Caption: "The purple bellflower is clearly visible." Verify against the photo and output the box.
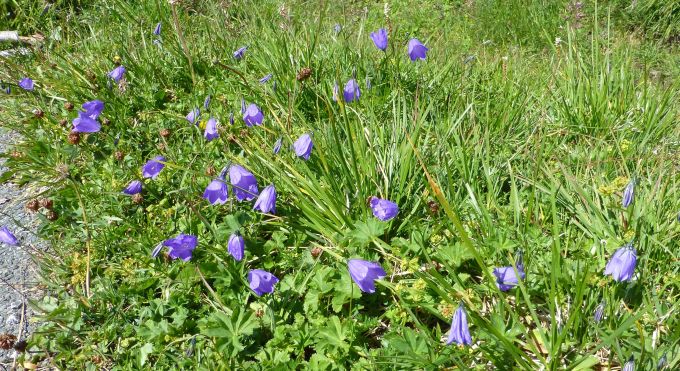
[233,46,247,60]
[408,39,429,61]
[204,117,219,141]
[253,184,276,214]
[72,111,101,133]
[333,24,342,34]
[343,79,361,102]
[108,65,126,82]
[347,259,386,293]
[142,156,166,179]
[204,95,211,110]
[369,196,399,221]
[229,164,259,201]
[186,108,200,124]
[163,234,198,262]
[293,133,313,160]
[370,28,388,51]
[493,265,526,291]
[259,74,273,84]
[446,303,472,346]
[123,180,142,195]
[623,356,634,371]
[18,77,34,91]
[248,269,279,296]
[229,112,234,125]
[0,226,18,246]
[228,233,245,261]
[332,81,339,102]
[622,179,635,208]
[273,137,282,154]
[594,301,605,323]
[82,100,104,119]
[203,176,228,205]
[243,103,264,126]
[604,243,637,282]
[153,22,161,36]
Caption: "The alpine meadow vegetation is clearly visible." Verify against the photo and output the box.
[0,0,679,369]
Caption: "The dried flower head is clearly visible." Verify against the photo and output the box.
[34,109,44,118]
[160,128,171,138]
[46,210,58,221]
[132,193,144,204]
[64,102,74,111]
[0,333,17,350]
[114,151,124,161]
[26,200,40,212]
[297,67,312,81]
[68,132,81,144]
[39,198,53,210]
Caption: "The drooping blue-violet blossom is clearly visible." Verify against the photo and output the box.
[253,184,276,214]
[186,108,200,125]
[228,233,245,261]
[343,79,361,102]
[604,243,637,282]
[259,74,272,84]
[623,356,634,371]
[153,22,161,35]
[493,264,526,291]
[347,259,387,293]
[370,28,388,51]
[293,133,313,160]
[123,180,143,195]
[248,269,279,296]
[229,164,259,201]
[446,303,472,346]
[622,179,635,208]
[204,117,219,141]
[162,234,198,262]
[229,112,234,125]
[594,301,605,323]
[243,103,264,126]
[204,95,211,110]
[142,156,166,179]
[82,100,104,119]
[72,111,101,133]
[0,226,18,246]
[408,38,429,61]
[108,65,126,82]
[233,46,247,60]
[18,77,34,91]
[273,137,282,154]
[369,196,399,221]
[203,176,228,205]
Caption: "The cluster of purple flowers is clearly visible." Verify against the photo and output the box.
[72,100,105,133]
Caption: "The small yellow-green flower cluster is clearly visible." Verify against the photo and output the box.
[597,176,628,196]
[70,252,86,285]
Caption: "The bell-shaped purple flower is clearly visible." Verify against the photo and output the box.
[203,95,211,110]
[204,117,219,141]
[203,178,228,205]
[622,179,635,208]
[108,65,126,82]
[623,356,634,371]
[293,133,313,160]
[243,103,263,126]
[370,28,388,51]
[0,226,18,246]
[233,46,247,60]
[259,74,273,84]
[228,233,245,261]
[229,164,259,201]
[343,79,361,102]
[229,112,234,125]
[186,108,200,124]
[253,184,276,214]
[248,269,279,296]
[493,265,526,291]
[72,111,101,133]
[153,22,162,36]
[333,24,342,34]
[82,100,104,119]
[369,196,399,221]
[408,38,429,61]
[18,77,34,91]
[594,301,605,323]
[142,156,166,179]
[273,137,282,154]
[348,259,387,293]
[123,180,142,195]
[604,243,637,282]
[446,304,472,346]
[163,234,198,262]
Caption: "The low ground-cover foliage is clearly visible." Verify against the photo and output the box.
[0,0,679,369]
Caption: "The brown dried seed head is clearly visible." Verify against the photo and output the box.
[102,117,110,126]
[0,333,17,350]
[64,102,74,111]
[39,198,53,210]
[10,151,22,159]
[427,200,439,214]
[46,210,58,221]
[132,193,143,204]
[59,118,68,127]
[205,166,216,177]
[34,109,44,118]
[26,200,40,212]
[160,128,171,138]
[311,247,322,258]
[297,67,312,81]
[68,132,81,145]
[255,308,264,318]
[114,151,124,161]
[13,339,27,352]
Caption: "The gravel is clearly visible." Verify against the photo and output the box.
[0,130,46,365]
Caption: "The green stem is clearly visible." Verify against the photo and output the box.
[172,4,196,86]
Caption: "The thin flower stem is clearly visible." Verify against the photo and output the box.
[172,4,196,86]
[71,180,91,298]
